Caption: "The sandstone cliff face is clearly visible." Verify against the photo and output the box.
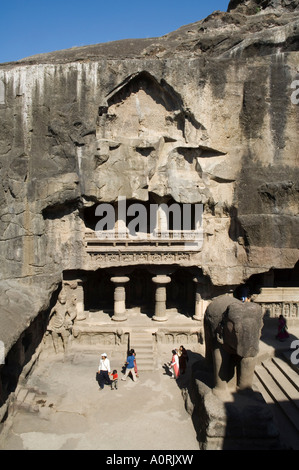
[0,1,298,352]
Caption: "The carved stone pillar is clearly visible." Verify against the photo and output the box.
[111,276,129,321]
[152,275,171,322]
[75,280,86,321]
[193,276,204,321]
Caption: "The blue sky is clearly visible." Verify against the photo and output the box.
[0,0,229,64]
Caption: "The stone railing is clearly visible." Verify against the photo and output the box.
[83,229,203,266]
[84,229,203,247]
[253,287,299,320]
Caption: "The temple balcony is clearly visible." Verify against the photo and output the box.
[83,228,203,267]
[84,229,203,251]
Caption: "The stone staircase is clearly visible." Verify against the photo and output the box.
[12,386,48,414]
[254,355,299,449]
[129,331,155,372]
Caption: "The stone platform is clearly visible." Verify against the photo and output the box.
[71,307,204,350]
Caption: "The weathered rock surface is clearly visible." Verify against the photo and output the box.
[0,1,298,355]
[228,0,299,15]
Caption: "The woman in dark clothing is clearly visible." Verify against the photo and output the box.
[178,345,188,374]
[276,315,289,342]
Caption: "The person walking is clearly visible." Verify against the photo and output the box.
[97,353,112,390]
[121,350,137,382]
[130,348,139,378]
[170,349,180,379]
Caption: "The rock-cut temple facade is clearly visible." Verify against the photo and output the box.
[0,0,299,424]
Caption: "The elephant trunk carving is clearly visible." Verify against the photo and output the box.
[204,295,263,393]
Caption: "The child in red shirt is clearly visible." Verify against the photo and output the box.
[110,369,118,390]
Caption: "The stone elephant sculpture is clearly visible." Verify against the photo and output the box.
[204,295,263,393]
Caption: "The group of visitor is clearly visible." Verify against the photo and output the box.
[167,345,188,380]
[97,310,291,391]
[96,348,138,390]
[97,344,190,390]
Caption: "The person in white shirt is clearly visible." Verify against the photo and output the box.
[97,353,112,390]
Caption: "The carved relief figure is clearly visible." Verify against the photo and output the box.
[47,291,77,353]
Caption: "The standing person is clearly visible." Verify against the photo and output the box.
[121,350,137,382]
[130,348,139,378]
[170,349,180,379]
[178,345,188,375]
[97,353,112,390]
[276,315,289,342]
[239,284,250,303]
[110,369,118,390]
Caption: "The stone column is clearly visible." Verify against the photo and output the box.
[152,275,171,322]
[193,276,204,321]
[111,276,129,321]
[75,280,86,321]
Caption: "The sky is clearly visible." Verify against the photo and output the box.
[0,0,229,64]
